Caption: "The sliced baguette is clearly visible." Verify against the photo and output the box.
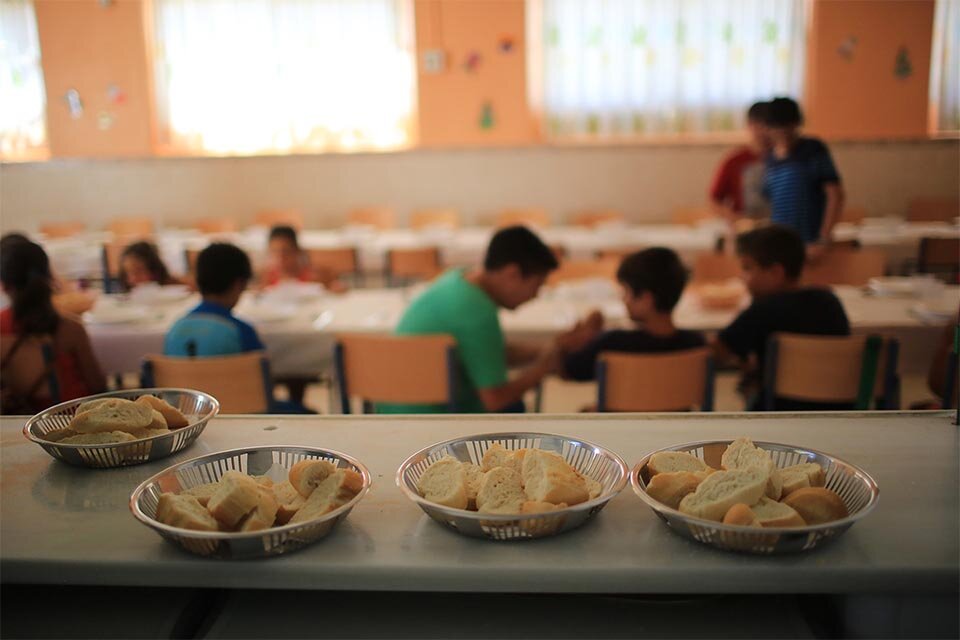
[521,449,589,506]
[722,503,763,527]
[416,456,468,509]
[476,467,526,514]
[207,471,261,527]
[288,459,337,498]
[481,443,527,474]
[462,462,484,510]
[781,487,848,525]
[238,486,280,532]
[155,493,219,532]
[136,395,189,428]
[272,480,307,525]
[127,427,172,440]
[288,469,363,525]
[721,437,783,500]
[69,399,154,434]
[647,451,714,477]
[183,482,220,507]
[750,496,806,527]
[646,471,707,510]
[60,430,137,445]
[780,463,826,497]
[678,467,768,522]
[520,500,567,514]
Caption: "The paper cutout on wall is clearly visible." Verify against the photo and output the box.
[837,36,858,61]
[107,84,127,105]
[422,49,445,74]
[463,51,482,73]
[479,102,494,130]
[63,89,83,119]
[894,46,913,79]
[97,112,116,130]
[498,36,514,53]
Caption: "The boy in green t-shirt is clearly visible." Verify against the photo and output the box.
[378,226,569,413]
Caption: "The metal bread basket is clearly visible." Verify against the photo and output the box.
[631,440,880,555]
[130,446,371,559]
[23,388,219,468]
[397,432,629,541]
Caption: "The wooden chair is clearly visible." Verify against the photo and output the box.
[39,222,86,239]
[596,348,714,412]
[141,352,272,414]
[570,210,625,228]
[494,208,550,229]
[108,217,155,237]
[410,209,460,230]
[801,247,886,287]
[385,247,442,285]
[0,336,59,412]
[255,209,304,230]
[763,333,900,411]
[347,207,396,230]
[917,237,960,282]
[194,218,238,234]
[305,247,359,280]
[547,258,619,285]
[672,206,715,226]
[333,334,458,413]
[840,206,867,225]
[691,252,741,284]
[907,198,959,223]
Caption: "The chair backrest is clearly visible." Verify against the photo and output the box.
[692,252,741,284]
[917,237,960,275]
[348,207,396,230]
[841,206,867,224]
[386,247,442,282]
[141,352,271,414]
[410,209,460,230]
[306,247,359,278]
[596,348,714,412]
[671,206,714,226]
[108,217,155,237]
[801,247,886,287]
[39,222,86,239]
[194,217,238,234]
[1,335,59,408]
[334,334,457,413]
[907,198,959,222]
[494,208,550,229]
[763,333,897,409]
[255,209,304,230]
[547,258,619,285]
[570,210,625,228]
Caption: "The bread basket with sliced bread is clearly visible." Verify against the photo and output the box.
[23,389,219,468]
[397,432,628,540]
[631,439,879,555]
[130,446,371,559]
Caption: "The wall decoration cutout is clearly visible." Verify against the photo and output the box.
[463,51,482,73]
[894,46,913,79]
[97,112,116,130]
[498,36,514,54]
[107,84,127,105]
[837,36,857,61]
[422,49,445,74]
[63,89,83,119]
[479,102,495,130]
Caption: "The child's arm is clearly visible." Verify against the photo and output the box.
[818,182,845,242]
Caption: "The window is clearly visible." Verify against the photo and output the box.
[930,0,959,133]
[0,0,47,159]
[152,0,416,155]
[530,0,806,138]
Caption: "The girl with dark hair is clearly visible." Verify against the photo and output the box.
[1,241,106,412]
[118,241,183,292]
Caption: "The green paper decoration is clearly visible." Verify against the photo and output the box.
[479,102,495,130]
[11,68,24,86]
[721,23,733,44]
[894,46,913,79]
[676,21,687,45]
[547,24,559,46]
[631,27,647,46]
[762,21,778,44]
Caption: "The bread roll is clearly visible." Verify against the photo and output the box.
[69,398,154,434]
[780,463,826,497]
[155,493,219,532]
[147,410,168,431]
[678,468,768,522]
[521,449,589,506]
[781,487,848,525]
[183,482,220,507]
[750,497,806,527]
[481,443,526,474]
[253,475,274,488]
[721,437,783,500]
[288,469,363,525]
[462,463,484,510]
[646,471,706,510]
[476,467,526,514]
[207,471,261,527]
[578,472,603,501]
[647,451,714,477]
[272,481,306,525]
[60,431,137,445]
[136,395,189,428]
[519,500,568,535]
[288,459,338,498]
[722,503,762,527]
[74,398,116,416]
[416,456,468,510]
[238,486,280,532]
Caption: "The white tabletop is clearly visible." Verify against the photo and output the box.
[1,412,957,594]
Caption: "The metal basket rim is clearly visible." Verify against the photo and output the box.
[630,438,880,534]
[395,431,629,522]
[128,444,372,540]
[22,388,220,450]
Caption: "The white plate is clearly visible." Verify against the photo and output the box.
[129,284,192,305]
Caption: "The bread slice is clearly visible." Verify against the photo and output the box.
[476,467,526,514]
[781,487,848,525]
[750,496,806,528]
[288,469,363,525]
[69,399,154,434]
[272,480,306,525]
[127,427,172,440]
[288,459,338,498]
[136,395,189,428]
[183,482,220,507]
[155,493,219,532]
[480,443,527,474]
[238,486,280,532]
[520,500,567,514]
[416,456,468,509]
[521,449,589,506]
[678,468,768,522]
[252,475,274,488]
[720,437,783,500]
[722,503,762,527]
[646,471,707,510]
[647,451,714,477]
[462,462,484,510]
[780,463,826,497]
[43,428,78,443]
[60,430,137,445]
[207,471,261,527]
[577,472,603,501]
[146,410,168,430]
[74,397,117,417]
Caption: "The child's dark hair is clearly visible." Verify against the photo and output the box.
[746,101,770,123]
[616,247,688,313]
[268,225,299,249]
[0,240,59,335]
[119,241,175,291]
[196,243,253,295]
[765,97,803,127]
[0,232,31,251]
[736,225,806,280]
[484,226,559,276]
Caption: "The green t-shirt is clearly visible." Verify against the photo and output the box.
[376,269,507,413]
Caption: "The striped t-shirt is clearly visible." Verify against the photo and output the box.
[763,137,841,243]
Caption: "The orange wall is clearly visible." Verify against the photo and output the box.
[415,0,537,146]
[805,0,935,139]
[34,0,154,157]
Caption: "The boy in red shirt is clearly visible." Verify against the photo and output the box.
[709,102,772,224]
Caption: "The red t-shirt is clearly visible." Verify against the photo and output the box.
[709,147,760,214]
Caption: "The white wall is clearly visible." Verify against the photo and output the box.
[1,140,957,233]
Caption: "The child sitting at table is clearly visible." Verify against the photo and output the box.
[713,225,850,410]
[1,240,106,413]
[261,225,345,293]
[118,241,185,292]
[561,248,705,381]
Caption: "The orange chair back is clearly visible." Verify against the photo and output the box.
[306,247,359,278]
[108,217,155,237]
[348,207,396,230]
[142,353,271,414]
[194,217,238,234]
[907,198,959,223]
[386,247,442,282]
[494,208,550,229]
[39,222,86,239]
[255,209,304,230]
[570,210,625,228]
[801,247,886,287]
[410,209,460,230]
[597,348,714,412]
